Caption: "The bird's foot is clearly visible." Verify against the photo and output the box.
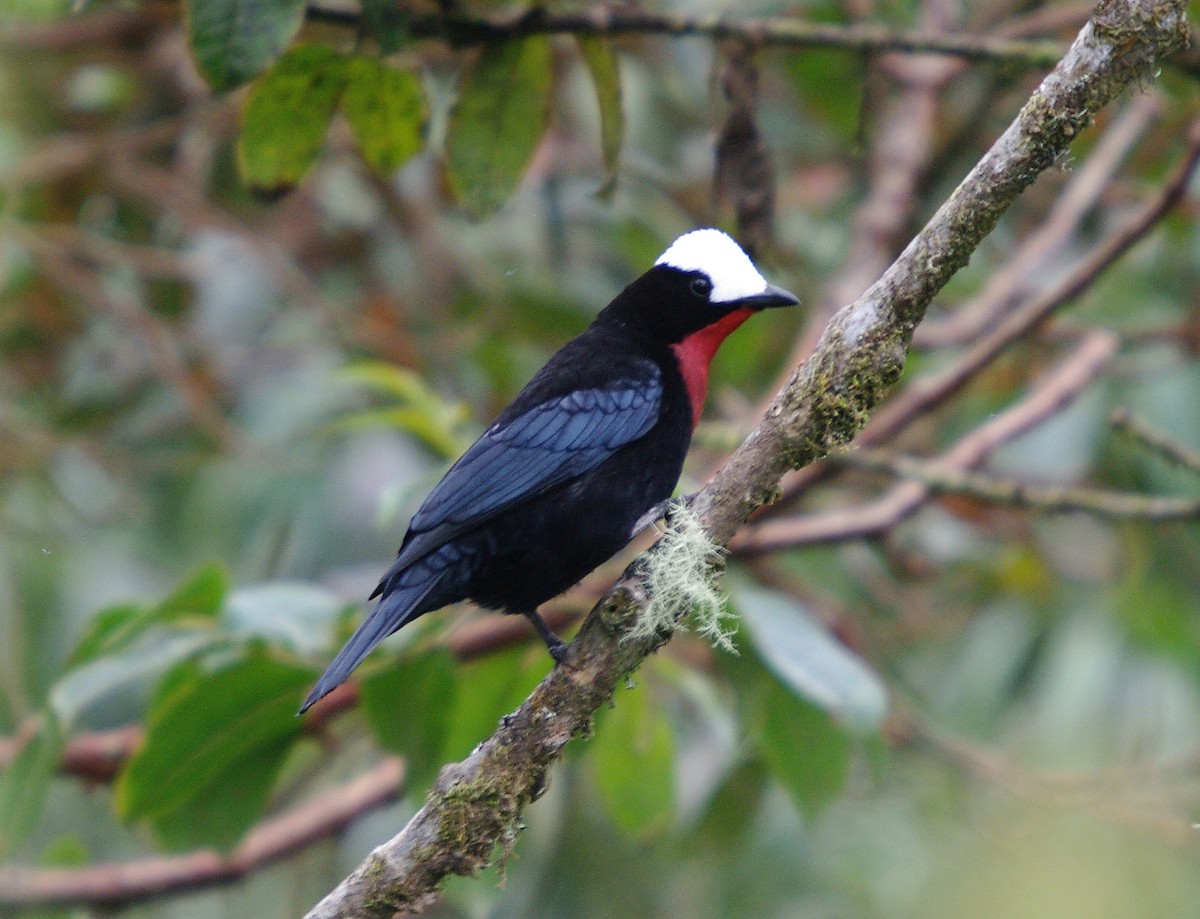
[524,610,574,668]
[631,493,695,536]
[545,635,573,667]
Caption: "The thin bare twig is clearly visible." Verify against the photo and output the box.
[860,121,1200,440]
[1112,408,1200,472]
[714,42,775,259]
[839,447,1200,520]
[0,604,589,782]
[0,724,140,784]
[21,239,236,448]
[5,0,1063,65]
[0,4,175,51]
[735,331,1119,550]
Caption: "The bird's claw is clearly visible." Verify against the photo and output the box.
[632,493,695,535]
[546,636,575,669]
[524,610,576,668]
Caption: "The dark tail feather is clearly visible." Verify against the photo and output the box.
[298,577,439,714]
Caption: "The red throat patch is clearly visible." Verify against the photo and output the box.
[670,307,753,428]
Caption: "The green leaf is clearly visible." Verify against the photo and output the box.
[576,37,623,198]
[38,834,89,867]
[335,407,467,459]
[151,734,295,852]
[686,759,768,853]
[441,647,547,762]
[736,585,888,733]
[592,682,675,837]
[754,677,850,817]
[115,650,315,852]
[341,361,430,401]
[225,581,345,656]
[30,835,90,919]
[185,0,307,92]
[67,603,143,668]
[360,649,456,791]
[154,563,228,619]
[237,44,347,193]
[0,714,64,857]
[446,37,554,218]
[69,564,226,666]
[342,55,427,175]
[51,631,220,726]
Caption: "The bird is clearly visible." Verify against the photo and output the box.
[300,228,798,712]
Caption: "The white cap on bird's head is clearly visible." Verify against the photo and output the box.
[654,228,771,304]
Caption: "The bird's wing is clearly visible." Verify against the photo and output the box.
[392,362,662,570]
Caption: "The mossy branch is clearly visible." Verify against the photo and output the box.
[303,2,1189,916]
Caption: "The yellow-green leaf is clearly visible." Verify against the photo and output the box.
[446,37,554,218]
[342,55,427,175]
[337,360,472,458]
[237,44,347,193]
[69,564,227,667]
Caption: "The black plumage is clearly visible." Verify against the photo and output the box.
[300,229,797,712]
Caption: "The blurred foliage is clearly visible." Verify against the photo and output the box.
[1,0,1200,917]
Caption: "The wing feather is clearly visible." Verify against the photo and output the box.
[399,362,662,563]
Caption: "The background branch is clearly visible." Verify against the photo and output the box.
[734,330,1118,549]
[1112,408,1200,472]
[0,759,404,909]
[839,445,1200,520]
[303,2,1068,65]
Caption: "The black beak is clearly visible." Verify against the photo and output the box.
[741,283,801,310]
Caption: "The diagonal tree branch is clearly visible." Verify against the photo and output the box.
[304,2,1188,916]
[690,0,1186,542]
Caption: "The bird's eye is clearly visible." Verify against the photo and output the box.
[690,276,713,298]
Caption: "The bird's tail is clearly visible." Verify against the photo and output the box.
[298,575,442,714]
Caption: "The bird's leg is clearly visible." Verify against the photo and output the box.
[631,493,696,536]
[524,609,572,665]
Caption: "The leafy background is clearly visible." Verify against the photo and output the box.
[2,0,1200,916]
